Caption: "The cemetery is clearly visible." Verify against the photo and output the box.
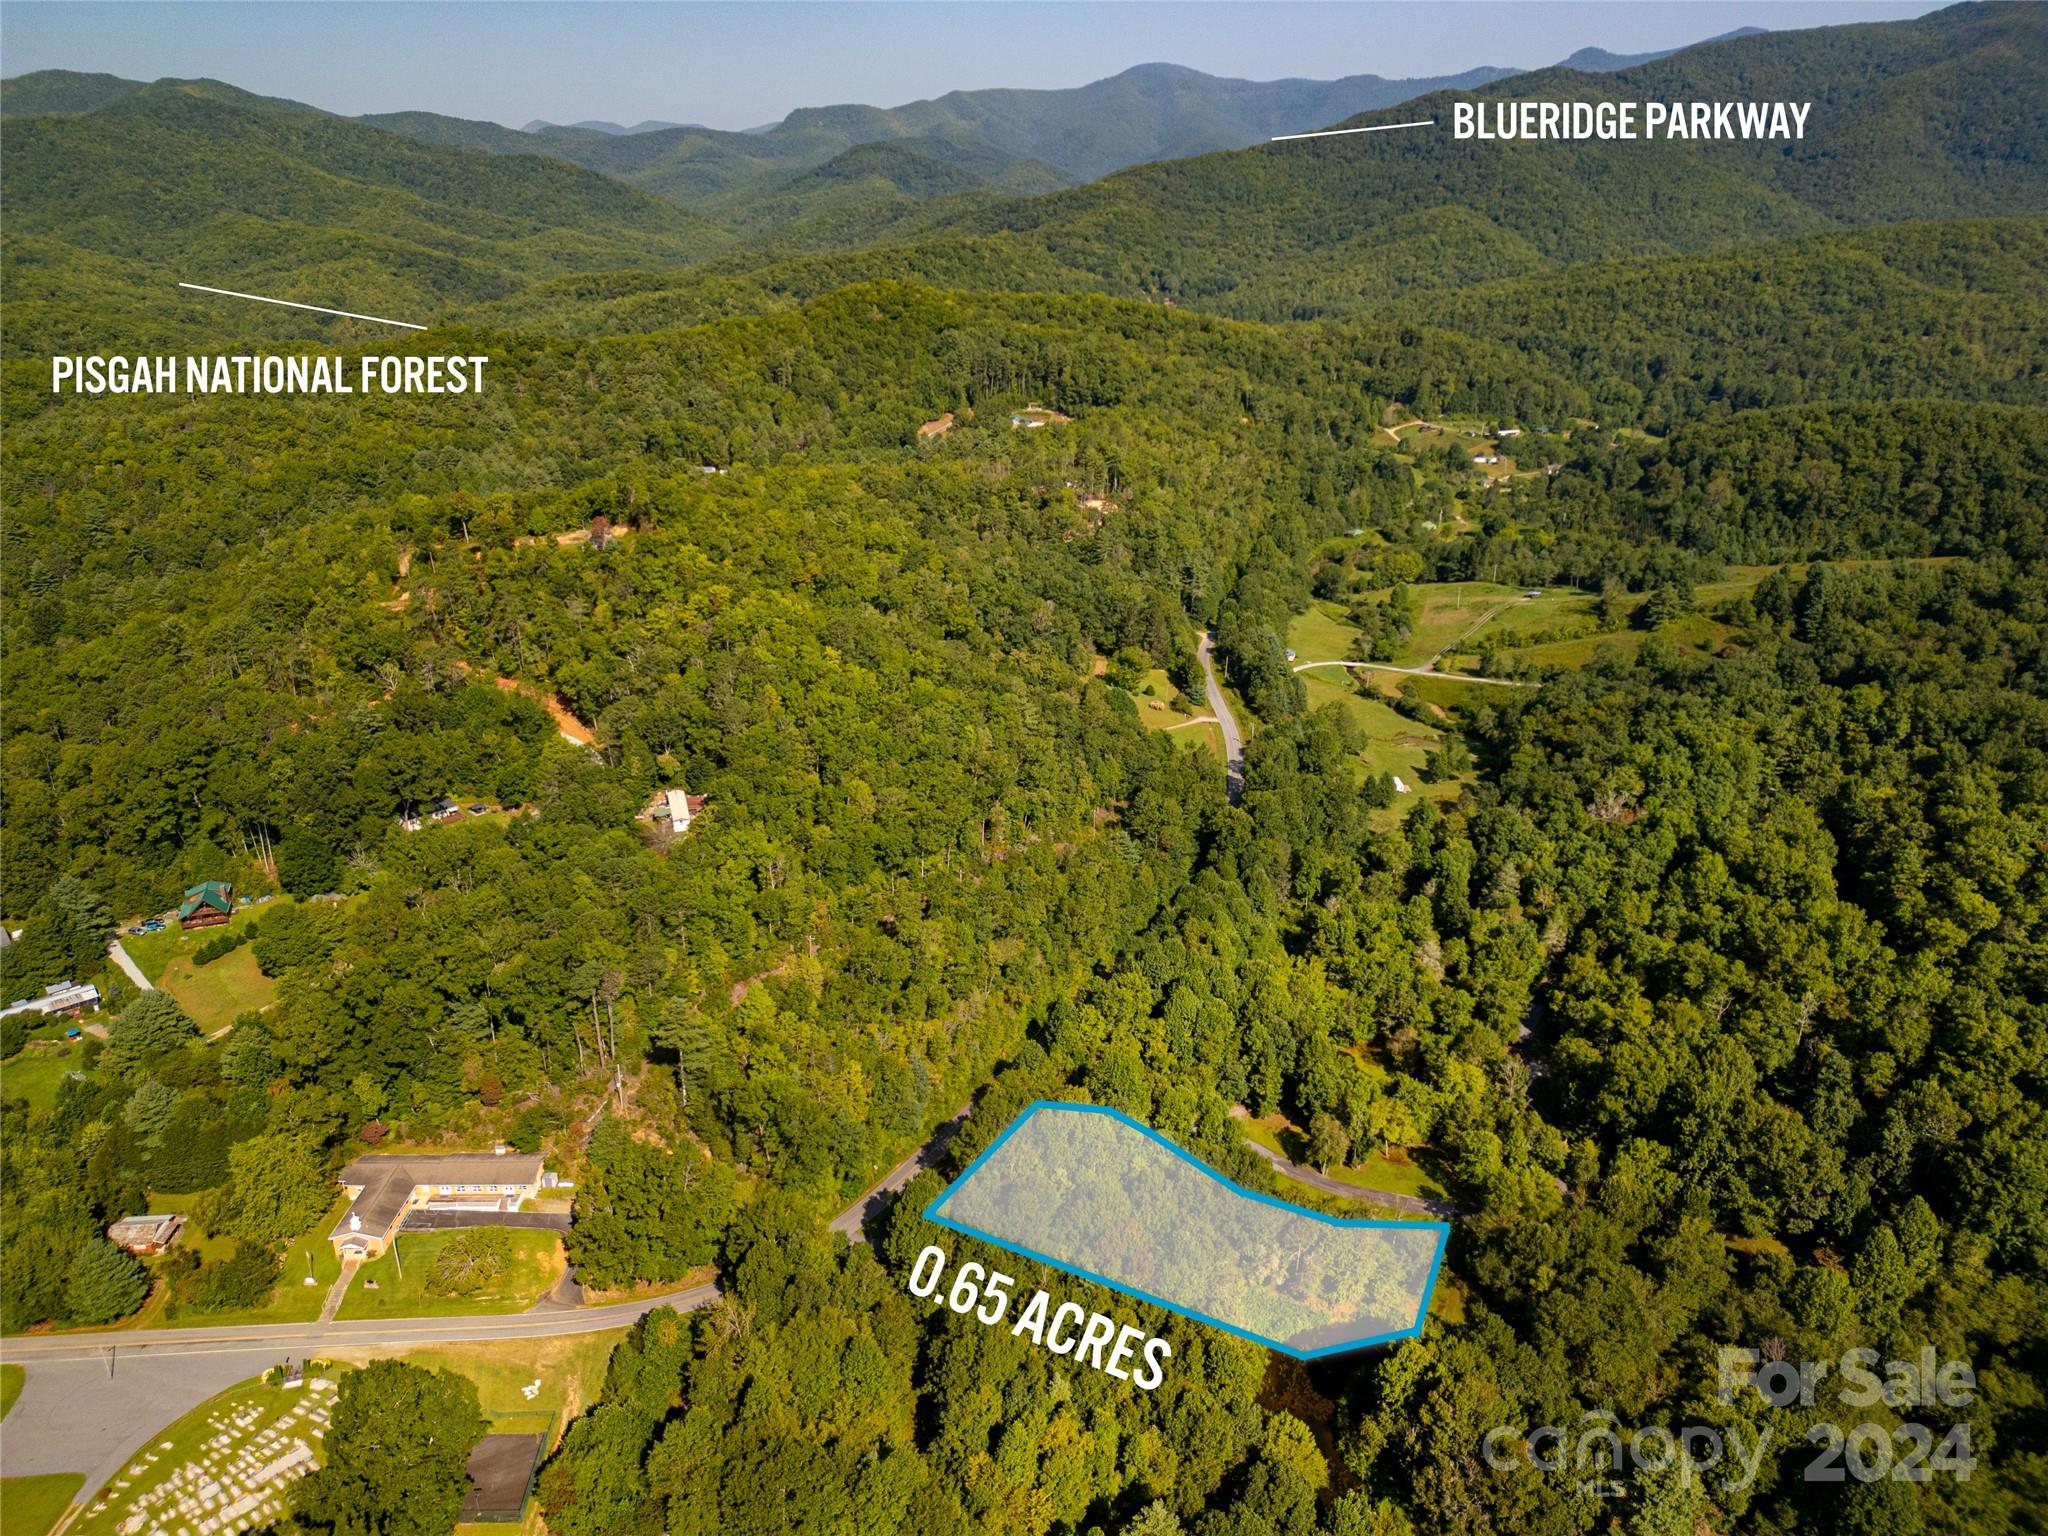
[75,1375,334,1536]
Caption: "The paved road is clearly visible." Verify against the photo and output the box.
[5,1098,987,1502]
[0,1284,717,1507]
[1197,631,1245,801]
[1234,1131,1470,1221]
[829,1103,970,1243]
[106,939,153,992]
[1291,659,1534,688]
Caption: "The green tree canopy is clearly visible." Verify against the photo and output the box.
[295,1359,487,1536]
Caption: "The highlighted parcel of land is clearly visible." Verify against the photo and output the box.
[925,1102,1447,1359]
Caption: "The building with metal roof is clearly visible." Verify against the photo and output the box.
[330,1150,547,1261]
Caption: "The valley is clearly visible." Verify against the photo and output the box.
[2,5,2046,1535]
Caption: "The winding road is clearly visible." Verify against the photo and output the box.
[829,1102,970,1242]
[1236,1138,1469,1220]
[1197,631,1245,801]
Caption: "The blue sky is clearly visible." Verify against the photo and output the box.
[2,1,1945,131]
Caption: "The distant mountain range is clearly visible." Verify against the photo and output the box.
[0,55,1533,257]
[0,76,730,351]
[447,2,2044,337]
[1556,24,1767,73]
[522,118,698,136]
[4,4,2040,355]
[354,59,1531,208]
[3,27,1758,224]
[0,19,1802,244]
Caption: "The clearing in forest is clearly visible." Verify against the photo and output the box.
[927,1102,1446,1357]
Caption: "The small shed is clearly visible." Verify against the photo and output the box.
[108,1213,185,1255]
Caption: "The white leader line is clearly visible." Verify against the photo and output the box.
[177,282,427,331]
[1270,119,1436,141]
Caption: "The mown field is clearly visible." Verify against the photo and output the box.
[0,1041,85,1110]
[121,900,292,1034]
[0,1473,81,1536]
[337,1230,566,1320]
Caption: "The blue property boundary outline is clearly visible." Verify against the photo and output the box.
[921,1100,1449,1361]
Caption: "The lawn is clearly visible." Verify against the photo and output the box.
[1,1042,85,1109]
[1451,585,1596,646]
[337,1229,565,1320]
[2,1363,23,1419]
[162,1196,349,1329]
[1298,672,1443,788]
[329,1328,626,1445]
[1502,610,1737,671]
[149,1190,235,1262]
[1126,668,1206,730]
[1394,582,1532,666]
[121,898,319,1034]
[1120,668,1223,761]
[1320,1148,1449,1202]
[121,903,288,1035]
[1285,602,1363,666]
[153,946,274,1035]
[1,1473,82,1536]
[1236,1111,1290,1157]
[120,902,263,976]
[1294,581,1548,667]
[1361,672,1507,719]
[1426,564,1959,675]
[1173,718,1227,762]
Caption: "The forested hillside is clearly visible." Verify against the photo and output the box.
[487,2,2044,326]
[12,3,2031,352]
[1,54,1518,231]
[3,6,2046,1534]
[0,82,730,353]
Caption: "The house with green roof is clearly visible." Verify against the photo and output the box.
[177,880,235,928]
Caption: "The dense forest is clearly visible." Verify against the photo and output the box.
[4,5,2047,1533]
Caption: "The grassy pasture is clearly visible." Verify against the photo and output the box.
[122,901,292,1034]
[1298,671,1447,799]
[1,1042,85,1109]
[1285,602,1361,665]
